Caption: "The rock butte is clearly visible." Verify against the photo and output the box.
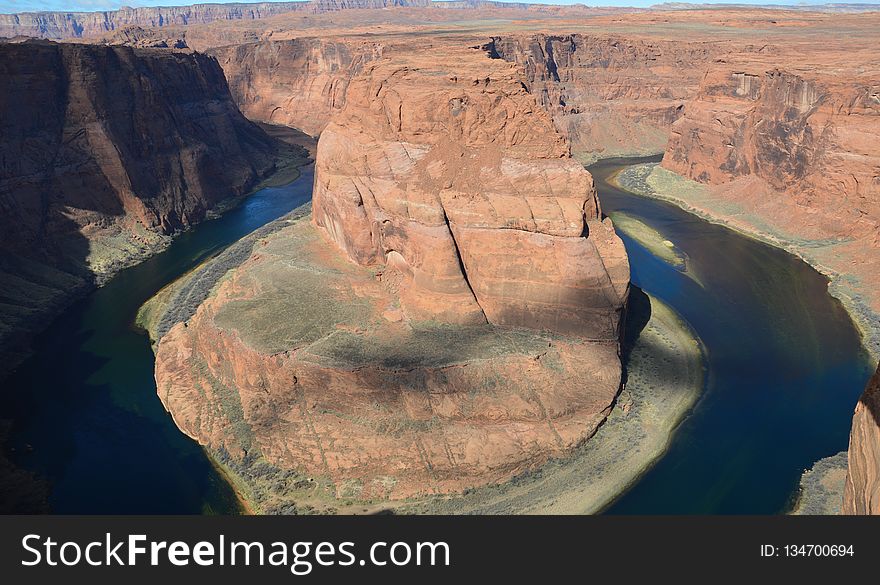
[154,45,630,503]
[313,47,629,335]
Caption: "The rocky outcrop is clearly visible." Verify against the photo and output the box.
[658,54,880,353]
[313,46,629,336]
[663,59,880,217]
[153,46,629,507]
[0,39,281,371]
[100,25,188,49]
[210,39,383,136]
[844,364,880,514]
[484,34,720,161]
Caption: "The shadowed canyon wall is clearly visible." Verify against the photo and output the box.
[0,39,280,369]
[844,364,880,514]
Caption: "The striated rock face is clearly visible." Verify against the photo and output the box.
[844,364,880,514]
[658,54,880,345]
[99,25,189,49]
[0,2,303,40]
[154,46,629,505]
[484,34,720,161]
[663,59,880,216]
[0,39,279,368]
[313,46,629,337]
[210,39,383,136]
[0,1,447,41]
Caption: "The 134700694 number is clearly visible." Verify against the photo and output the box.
[784,545,854,557]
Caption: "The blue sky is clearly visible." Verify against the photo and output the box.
[0,0,876,14]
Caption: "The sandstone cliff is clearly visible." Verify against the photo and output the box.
[0,39,281,371]
[210,39,383,136]
[313,46,629,335]
[0,2,312,40]
[484,34,720,162]
[843,364,880,514]
[663,56,880,217]
[657,52,880,354]
[153,46,629,508]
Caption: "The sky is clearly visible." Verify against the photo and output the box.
[0,0,876,15]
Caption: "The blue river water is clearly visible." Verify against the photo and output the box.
[590,157,874,514]
[2,157,872,514]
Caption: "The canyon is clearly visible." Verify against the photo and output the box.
[657,49,880,356]
[0,38,301,374]
[0,3,878,514]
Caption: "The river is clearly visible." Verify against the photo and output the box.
[591,157,873,514]
[2,169,313,513]
[1,158,873,514]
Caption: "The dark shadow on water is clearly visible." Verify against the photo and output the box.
[0,168,314,514]
[621,285,652,365]
[0,205,95,513]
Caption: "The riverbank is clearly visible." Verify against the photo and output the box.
[140,272,703,515]
[396,291,705,514]
[0,133,311,382]
[610,164,880,363]
[789,451,848,515]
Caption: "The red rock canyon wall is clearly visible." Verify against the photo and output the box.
[844,364,880,514]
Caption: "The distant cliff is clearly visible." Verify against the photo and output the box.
[0,1,580,41]
[844,364,880,514]
[210,39,383,136]
[0,39,280,370]
[484,34,719,162]
[0,3,304,40]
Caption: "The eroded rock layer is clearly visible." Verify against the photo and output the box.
[210,39,383,136]
[155,46,629,504]
[313,46,629,337]
[844,364,880,514]
[0,2,408,41]
[664,55,880,217]
[0,39,280,366]
[484,34,720,161]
